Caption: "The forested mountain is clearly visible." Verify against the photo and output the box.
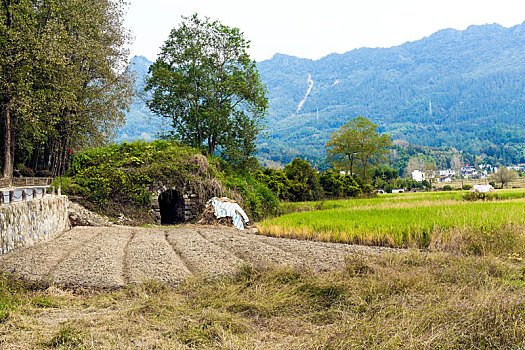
[121,21,525,166]
[117,56,165,142]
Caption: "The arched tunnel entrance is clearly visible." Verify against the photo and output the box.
[158,189,186,224]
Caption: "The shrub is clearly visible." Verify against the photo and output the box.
[462,184,472,190]
[442,185,453,191]
[19,166,35,177]
[284,158,322,201]
[253,168,292,200]
[221,171,279,221]
[35,170,53,177]
[319,170,361,198]
[463,192,499,201]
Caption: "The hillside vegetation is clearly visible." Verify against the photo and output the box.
[257,22,525,165]
[123,22,525,166]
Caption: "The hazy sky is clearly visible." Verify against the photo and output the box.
[125,0,525,62]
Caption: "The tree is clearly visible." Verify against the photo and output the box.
[319,170,361,198]
[326,116,392,180]
[423,162,437,184]
[145,14,268,167]
[490,167,517,188]
[284,158,322,201]
[404,156,425,179]
[450,153,463,176]
[0,0,133,178]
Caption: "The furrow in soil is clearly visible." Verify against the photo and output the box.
[49,227,132,288]
[0,227,100,281]
[198,228,309,269]
[165,228,245,277]
[125,228,192,285]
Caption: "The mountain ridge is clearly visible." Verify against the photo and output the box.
[120,21,525,166]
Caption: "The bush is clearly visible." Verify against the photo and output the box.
[442,185,453,191]
[19,166,35,177]
[384,184,393,193]
[253,168,292,200]
[222,171,279,221]
[462,184,472,191]
[35,170,53,177]
[284,158,323,201]
[319,170,361,198]
[463,192,499,201]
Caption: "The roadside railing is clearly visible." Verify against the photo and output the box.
[0,177,54,189]
[0,177,10,188]
[13,177,54,187]
[0,185,60,206]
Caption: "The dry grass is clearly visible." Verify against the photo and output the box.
[1,251,524,349]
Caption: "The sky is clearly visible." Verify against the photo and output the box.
[124,0,525,62]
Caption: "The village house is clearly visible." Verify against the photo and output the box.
[411,170,425,182]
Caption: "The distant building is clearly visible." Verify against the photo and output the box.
[412,170,425,182]
[461,165,478,179]
[392,189,405,194]
[438,169,455,177]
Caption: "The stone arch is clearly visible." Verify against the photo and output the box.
[158,189,186,224]
[150,184,201,224]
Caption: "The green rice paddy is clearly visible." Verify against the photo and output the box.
[258,188,525,248]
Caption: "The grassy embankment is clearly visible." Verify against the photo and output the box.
[258,189,525,255]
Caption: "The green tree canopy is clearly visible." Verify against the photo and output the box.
[326,116,392,180]
[0,0,133,178]
[284,157,322,202]
[145,14,268,168]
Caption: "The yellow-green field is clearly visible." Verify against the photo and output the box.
[258,189,525,254]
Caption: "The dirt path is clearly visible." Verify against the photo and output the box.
[0,226,396,288]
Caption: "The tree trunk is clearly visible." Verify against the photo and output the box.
[347,154,354,177]
[2,0,14,180]
[2,107,14,179]
[208,135,216,155]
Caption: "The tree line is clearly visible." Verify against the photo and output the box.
[0,0,133,179]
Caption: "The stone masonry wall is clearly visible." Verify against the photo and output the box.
[0,196,69,254]
[150,186,201,224]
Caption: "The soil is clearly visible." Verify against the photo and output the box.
[0,226,397,288]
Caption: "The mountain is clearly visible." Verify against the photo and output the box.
[116,56,165,142]
[120,21,525,165]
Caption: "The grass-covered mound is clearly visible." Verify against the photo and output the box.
[56,140,278,224]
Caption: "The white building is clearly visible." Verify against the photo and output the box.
[438,169,455,177]
[412,170,425,182]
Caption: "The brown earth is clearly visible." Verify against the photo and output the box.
[0,226,396,288]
